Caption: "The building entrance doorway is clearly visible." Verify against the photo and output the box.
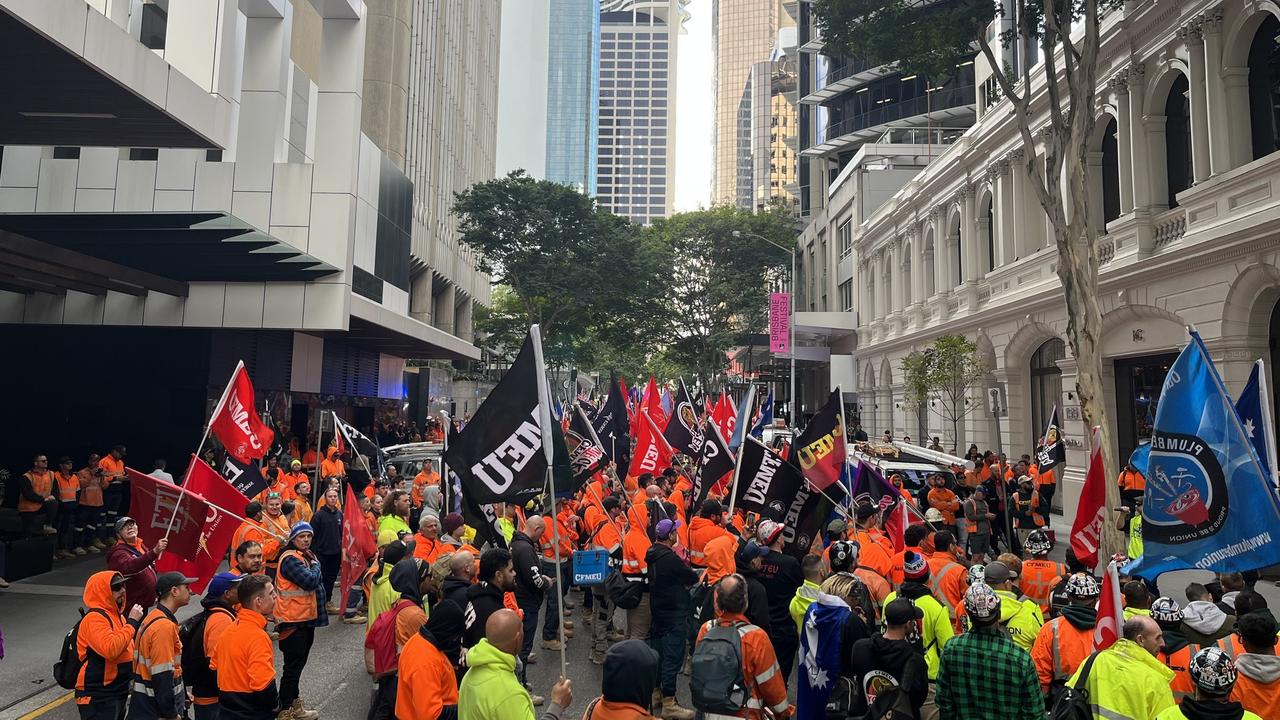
[1114,353,1179,465]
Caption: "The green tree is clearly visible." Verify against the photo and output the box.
[816,0,1125,551]
[902,335,990,453]
[900,350,932,443]
[646,205,796,389]
[454,171,669,367]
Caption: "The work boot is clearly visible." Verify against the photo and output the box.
[562,627,575,639]
[324,602,339,614]
[590,649,606,665]
[526,652,539,665]
[563,596,577,610]
[541,638,564,651]
[289,699,319,720]
[562,619,574,629]
[607,629,625,642]
[87,545,101,554]
[0,577,9,589]
[42,525,57,536]
[651,689,663,716]
[73,547,87,556]
[531,694,545,707]
[343,614,367,625]
[92,539,107,550]
[663,697,695,720]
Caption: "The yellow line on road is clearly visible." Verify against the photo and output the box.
[16,691,72,719]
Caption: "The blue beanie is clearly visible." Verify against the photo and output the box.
[289,521,314,542]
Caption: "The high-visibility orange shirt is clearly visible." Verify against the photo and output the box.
[231,520,266,560]
[19,469,53,512]
[1020,559,1065,613]
[259,513,290,566]
[1118,470,1146,492]
[55,470,80,502]
[301,449,318,467]
[78,466,104,507]
[395,632,459,720]
[704,534,737,585]
[852,529,894,578]
[210,609,276,706]
[132,606,183,711]
[321,449,345,480]
[1231,666,1280,717]
[98,456,125,485]
[688,517,730,568]
[622,525,651,576]
[592,514,624,554]
[891,545,930,586]
[541,511,578,560]
[696,613,791,719]
[927,487,961,525]
[411,470,440,507]
[192,607,236,705]
[1032,616,1094,690]
[1036,467,1057,487]
[282,471,310,493]
[412,534,444,564]
[926,551,968,617]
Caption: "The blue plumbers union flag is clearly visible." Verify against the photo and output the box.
[1126,330,1280,577]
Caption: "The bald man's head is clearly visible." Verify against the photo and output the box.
[646,484,662,499]
[486,608,523,656]
[450,551,476,580]
[524,515,546,541]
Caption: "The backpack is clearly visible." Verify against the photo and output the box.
[53,608,108,689]
[1048,651,1098,720]
[604,569,644,610]
[179,606,234,697]
[365,599,416,677]
[690,620,750,714]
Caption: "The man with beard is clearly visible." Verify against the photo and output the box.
[464,549,517,649]
[442,551,477,609]
[755,520,803,684]
[510,516,554,682]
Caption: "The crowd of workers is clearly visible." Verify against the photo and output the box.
[33,429,1280,720]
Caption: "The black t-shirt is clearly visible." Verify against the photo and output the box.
[757,550,803,636]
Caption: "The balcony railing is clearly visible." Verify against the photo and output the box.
[824,86,975,140]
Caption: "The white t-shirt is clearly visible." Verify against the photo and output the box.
[149,469,174,483]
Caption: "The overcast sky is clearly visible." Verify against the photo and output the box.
[674,0,712,212]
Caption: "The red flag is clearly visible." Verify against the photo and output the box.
[886,497,907,553]
[127,467,211,561]
[642,376,667,431]
[712,393,733,438]
[1094,560,1124,651]
[339,484,376,611]
[154,459,250,593]
[209,362,275,463]
[1070,426,1107,570]
[627,409,676,482]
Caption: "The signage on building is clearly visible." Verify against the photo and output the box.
[769,292,791,354]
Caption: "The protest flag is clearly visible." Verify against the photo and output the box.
[1034,406,1066,473]
[1126,329,1280,576]
[566,403,610,490]
[592,375,631,469]
[153,459,249,593]
[749,389,774,441]
[732,437,806,522]
[1068,426,1108,570]
[1236,359,1278,487]
[790,390,847,492]
[728,385,757,451]
[126,467,212,560]
[338,484,377,611]
[333,413,385,493]
[444,332,556,506]
[208,361,275,464]
[627,409,676,484]
[217,453,268,500]
[849,460,904,552]
[641,376,668,431]
[689,420,736,516]
[1094,560,1124,651]
[662,379,703,456]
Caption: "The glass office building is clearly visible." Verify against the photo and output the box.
[546,0,601,195]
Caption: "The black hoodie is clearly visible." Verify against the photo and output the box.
[509,531,548,603]
[603,639,661,707]
[847,634,928,718]
[1175,697,1250,720]
[442,576,471,611]
[1060,605,1098,633]
[462,581,505,648]
[646,541,698,625]
[390,558,425,606]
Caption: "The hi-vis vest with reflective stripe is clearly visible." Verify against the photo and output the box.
[274,549,318,623]
[132,610,183,703]
[928,562,962,618]
[699,620,790,715]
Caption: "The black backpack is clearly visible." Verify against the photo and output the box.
[179,606,234,698]
[1048,651,1098,720]
[690,620,750,714]
[53,608,108,689]
[604,568,644,610]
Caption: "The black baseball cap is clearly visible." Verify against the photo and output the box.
[156,571,198,597]
[884,598,924,626]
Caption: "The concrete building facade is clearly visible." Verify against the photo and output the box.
[801,0,1280,520]
[0,0,496,468]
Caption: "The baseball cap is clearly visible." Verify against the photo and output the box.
[902,551,930,582]
[884,598,924,626]
[291,459,302,468]
[205,571,245,598]
[983,560,1017,584]
[110,573,126,591]
[854,503,879,521]
[655,518,681,540]
[757,519,784,546]
[826,519,848,535]
[964,582,1001,622]
[739,541,770,561]
[156,571,198,597]
[114,516,137,536]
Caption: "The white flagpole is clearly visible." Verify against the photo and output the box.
[725,434,746,519]
[194,360,244,467]
[530,324,568,678]
[1256,359,1280,489]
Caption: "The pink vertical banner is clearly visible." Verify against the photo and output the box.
[769,292,791,354]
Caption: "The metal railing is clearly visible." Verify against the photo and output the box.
[823,86,975,141]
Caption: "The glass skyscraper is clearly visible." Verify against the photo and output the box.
[546,0,600,194]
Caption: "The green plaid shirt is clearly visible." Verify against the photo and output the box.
[936,626,1042,720]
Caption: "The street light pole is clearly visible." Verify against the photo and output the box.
[734,230,796,425]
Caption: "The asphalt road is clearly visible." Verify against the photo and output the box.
[3,515,1278,719]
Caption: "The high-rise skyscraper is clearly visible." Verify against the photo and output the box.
[496,0,599,193]
[711,0,794,209]
[596,0,691,224]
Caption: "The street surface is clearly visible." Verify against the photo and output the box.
[2,514,1275,719]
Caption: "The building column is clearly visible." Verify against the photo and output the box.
[959,184,980,311]
[433,282,456,335]
[409,271,433,324]
[1110,75,1135,214]
[1224,66,1253,169]
[454,294,474,342]
[877,249,890,322]
[236,7,294,182]
[1128,64,1152,211]
[1145,116,1170,210]
[1086,151,1105,233]
[889,240,904,316]
[1183,19,1211,184]
[930,209,949,299]
[1202,11,1230,176]
[908,225,925,327]
[859,260,873,327]
[995,160,1015,265]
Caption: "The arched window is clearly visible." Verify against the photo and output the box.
[1165,74,1193,208]
[1101,117,1121,224]
[1030,338,1065,443]
[1248,15,1280,160]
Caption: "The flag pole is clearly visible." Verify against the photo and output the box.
[313,407,324,505]
[1256,359,1280,488]
[440,410,452,514]
[194,360,243,463]
[725,437,745,519]
[530,324,568,679]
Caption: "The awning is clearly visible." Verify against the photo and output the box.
[341,295,482,362]
[0,212,339,288]
[0,1,227,148]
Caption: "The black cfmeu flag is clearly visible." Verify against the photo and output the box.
[219,454,268,499]
[333,413,385,493]
[779,478,831,560]
[567,403,609,490]
[663,378,704,456]
[457,469,507,550]
[689,420,735,516]
[444,333,554,506]
[733,436,807,523]
[592,375,631,469]
[1035,406,1067,472]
